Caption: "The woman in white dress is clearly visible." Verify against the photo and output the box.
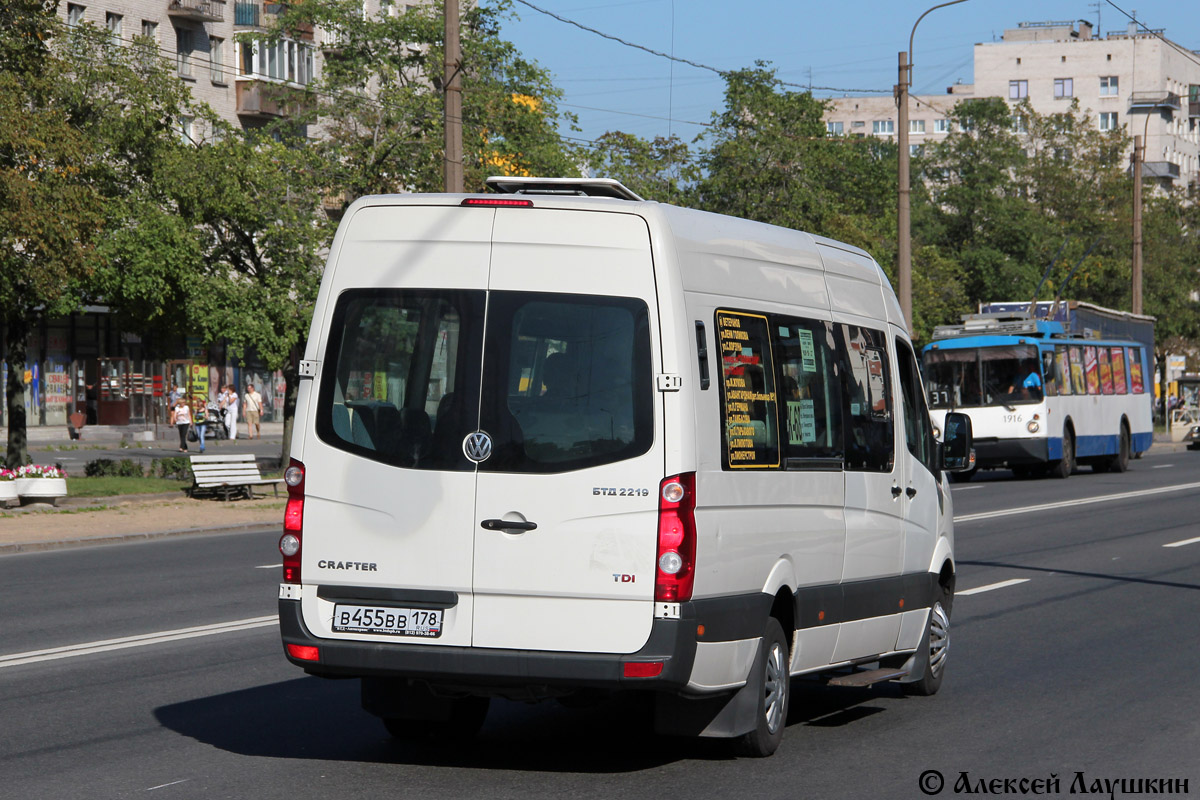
[223,384,239,440]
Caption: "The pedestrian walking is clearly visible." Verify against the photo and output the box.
[172,398,192,452]
[192,395,208,453]
[243,383,263,439]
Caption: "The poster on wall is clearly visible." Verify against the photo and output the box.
[44,368,70,426]
[190,364,210,406]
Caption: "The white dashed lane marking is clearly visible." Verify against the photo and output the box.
[957,578,1031,596]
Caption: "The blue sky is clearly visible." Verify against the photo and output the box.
[496,0,1200,145]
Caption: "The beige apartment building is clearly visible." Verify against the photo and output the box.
[57,0,328,142]
[824,19,1200,192]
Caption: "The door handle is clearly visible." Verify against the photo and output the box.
[481,518,538,532]
[906,486,918,499]
[891,485,903,498]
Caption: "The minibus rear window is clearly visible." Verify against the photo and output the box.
[316,289,485,471]
[478,292,654,474]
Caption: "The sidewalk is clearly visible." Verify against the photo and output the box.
[8,420,285,445]
[2,421,289,555]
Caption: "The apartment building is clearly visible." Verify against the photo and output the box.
[58,0,327,140]
[824,19,1200,192]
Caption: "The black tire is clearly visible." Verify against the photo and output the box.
[382,695,490,742]
[904,588,951,697]
[1110,425,1131,473]
[1051,428,1074,479]
[735,617,790,758]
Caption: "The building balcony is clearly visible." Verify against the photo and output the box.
[1128,91,1181,112]
[236,80,306,119]
[167,0,226,23]
[1144,161,1181,180]
[234,2,311,37]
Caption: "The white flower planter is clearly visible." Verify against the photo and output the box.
[0,481,17,506]
[16,477,68,505]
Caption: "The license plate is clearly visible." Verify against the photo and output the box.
[332,604,443,638]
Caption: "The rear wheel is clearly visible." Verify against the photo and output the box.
[1051,428,1074,479]
[1110,424,1131,473]
[735,617,790,758]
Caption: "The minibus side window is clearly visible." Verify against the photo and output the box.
[715,309,780,470]
[839,325,894,473]
[772,316,843,468]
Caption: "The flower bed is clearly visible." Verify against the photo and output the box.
[0,468,17,506]
[14,465,69,505]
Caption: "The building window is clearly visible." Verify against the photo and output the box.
[934,118,950,133]
[826,121,843,135]
[1100,76,1119,96]
[141,20,157,41]
[210,37,224,84]
[1054,77,1073,99]
[873,120,895,135]
[105,12,122,39]
[910,119,925,134]
[1011,115,1027,133]
[176,28,194,77]
[66,3,85,26]
[238,39,316,85]
[910,144,923,156]
[1099,112,1119,131]
[1009,79,1028,99]
[178,116,194,145]
[851,120,865,128]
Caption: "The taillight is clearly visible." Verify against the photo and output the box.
[655,473,697,602]
[286,643,319,662]
[281,458,305,584]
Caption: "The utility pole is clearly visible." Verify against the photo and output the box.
[444,0,463,193]
[1131,134,1144,316]
[896,0,969,333]
[896,50,912,329]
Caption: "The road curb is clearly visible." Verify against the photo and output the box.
[0,522,279,556]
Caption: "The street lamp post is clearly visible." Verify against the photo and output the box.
[897,0,969,332]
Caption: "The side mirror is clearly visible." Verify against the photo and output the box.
[940,412,974,472]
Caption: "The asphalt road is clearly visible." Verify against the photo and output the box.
[1,451,1198,799]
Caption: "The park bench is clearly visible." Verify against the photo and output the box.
[188,453,284,501]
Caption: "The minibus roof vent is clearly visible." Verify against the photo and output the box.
[484,176,646,202]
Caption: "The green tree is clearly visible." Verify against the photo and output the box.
[1,8,102,467]
[163,137,332,459]
[585,131,697,202]
[916,97,1050,307]
[692,66,897,251]
[271,0,579,203]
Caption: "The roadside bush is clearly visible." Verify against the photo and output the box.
[151,457,192,481]
[84,458,146,477]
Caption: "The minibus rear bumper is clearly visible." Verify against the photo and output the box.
[278,597,703,693]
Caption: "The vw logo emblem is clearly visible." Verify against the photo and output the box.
[463,431,493,463]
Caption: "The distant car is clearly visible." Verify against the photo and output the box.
[1186,423,1200,451]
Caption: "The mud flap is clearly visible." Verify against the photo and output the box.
[653,658,762,738]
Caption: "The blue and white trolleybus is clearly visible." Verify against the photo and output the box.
[922,304,1154,480]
